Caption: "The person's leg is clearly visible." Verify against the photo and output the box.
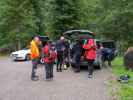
[65,52,70,68]
[57,58,61,72]
[57,51,62,71]
[31,60,38,81]
[45,64,48,79]
[50,63,54,78]
[59,62,62,72]
[63,50,70,70]
[59,51,63,71]
[56,61,59,72]
[76,63,80,72]
[63,51,68,70]
[56,52,60,71]
[45,64,51,79]
[88,60,94,78]
[108,61,112,66]
[75,54,81,72]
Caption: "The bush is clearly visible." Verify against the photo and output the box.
[124,47,133,70]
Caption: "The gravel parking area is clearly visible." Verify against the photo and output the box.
[0,57,111,100]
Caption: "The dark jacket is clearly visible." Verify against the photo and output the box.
[72,43,83,55]
[56,40,66,52]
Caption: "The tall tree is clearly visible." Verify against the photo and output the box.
[30,0,45,34]
[0,0,37,50]
[94,0,133,52]
[52,0,81,38]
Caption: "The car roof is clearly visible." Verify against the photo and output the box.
[63,30,93,34]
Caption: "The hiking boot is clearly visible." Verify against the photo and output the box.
[88,74,93,78]
[31,76,39,81]
[59,69,62,72]
[57,69,60,72]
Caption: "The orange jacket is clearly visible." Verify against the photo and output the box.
[30,40,40,59]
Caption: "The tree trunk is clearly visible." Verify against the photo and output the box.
[16,39,21,50]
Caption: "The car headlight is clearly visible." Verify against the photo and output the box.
[11,54,18,57]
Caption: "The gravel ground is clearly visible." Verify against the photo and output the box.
[0,57,111,100]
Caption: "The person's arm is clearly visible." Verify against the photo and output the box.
[30,42,37,58]
[83,44,92,50]
[43,46,49,57]
[91,45,96,50]
[55,42,58,50]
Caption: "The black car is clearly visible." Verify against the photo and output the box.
[63,30,95,67]
[63,30,117,69]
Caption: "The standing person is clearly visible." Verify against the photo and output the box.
[96,42,104,69]
[43,41,57,80]
[56,36,66,72]
[83,39,96,78]
[71,39,83,72]
[63,39,70,70]
[30,36,40,81]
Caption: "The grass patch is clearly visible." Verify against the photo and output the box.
[111,57,133,100]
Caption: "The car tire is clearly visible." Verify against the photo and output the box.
[25,54,31,61]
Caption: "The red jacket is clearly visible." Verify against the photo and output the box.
[83,39,96,60]
[43,44,57,64]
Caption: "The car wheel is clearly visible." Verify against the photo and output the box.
[25,54,31,61]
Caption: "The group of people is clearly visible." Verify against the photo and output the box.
[71,38,96,78]
[30,35,97,81]
[30,36,57,81]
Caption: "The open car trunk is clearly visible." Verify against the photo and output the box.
[63,30,117,69]
[63,30,95,67]
[63,30,94,40]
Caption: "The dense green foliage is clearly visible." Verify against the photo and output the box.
[0,0,133,51]
[112,57,133,100]
[52,0,81,38]
[98,0,133,52]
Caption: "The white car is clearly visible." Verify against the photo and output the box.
[10,48,31,61]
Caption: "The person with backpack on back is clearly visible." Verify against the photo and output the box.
[43,41,57,80]
[83,39,96,78]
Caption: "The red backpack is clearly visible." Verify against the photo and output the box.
[43,45,57,64]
